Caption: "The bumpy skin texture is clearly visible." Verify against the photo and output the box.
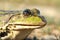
[0,9,47,40]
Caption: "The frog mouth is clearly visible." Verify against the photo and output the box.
[9,23,43,26]
[13,24,40,26]
[4,22,45,30]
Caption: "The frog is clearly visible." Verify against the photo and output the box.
[9,8,47,27]
[0,8,47,40]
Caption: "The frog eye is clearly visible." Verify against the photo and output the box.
[23,9,31,16]
[31,8,40,16]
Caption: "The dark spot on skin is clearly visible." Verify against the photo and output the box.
[0,32,7,37]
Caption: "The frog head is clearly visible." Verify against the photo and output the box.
[9,8,47,29]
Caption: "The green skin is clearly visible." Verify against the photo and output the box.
[0,13,46,27]
[9,14,44,25]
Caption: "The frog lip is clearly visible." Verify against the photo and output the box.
[8,22,45,26]
[9,23,41,26]
[6,23,45,31]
